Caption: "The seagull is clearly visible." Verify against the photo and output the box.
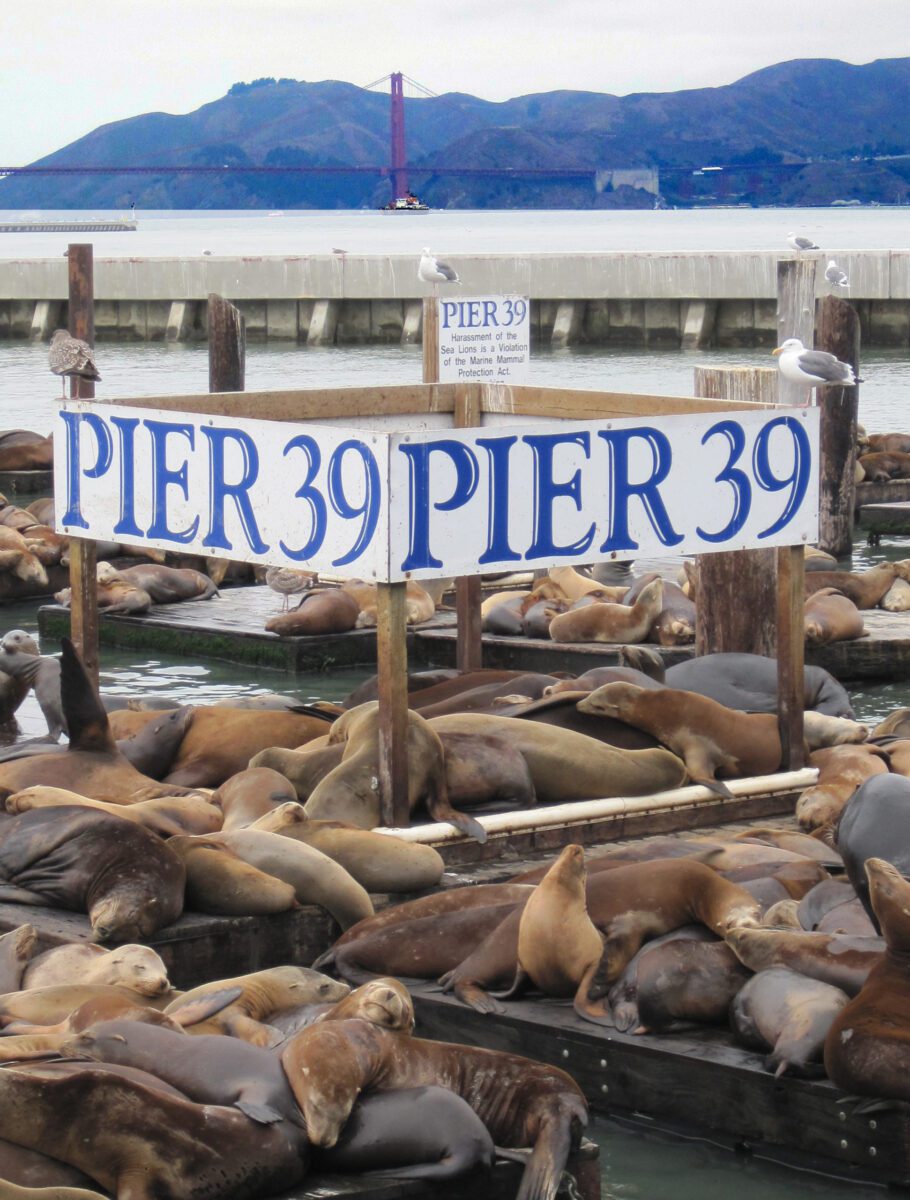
[825,259,850,289]
[787,232,820,254]
[48,329,101,399]
[773,338,860,387]
[418,247,459,292]
[265,566,319,612]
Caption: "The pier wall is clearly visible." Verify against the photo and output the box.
[2,251,910,347]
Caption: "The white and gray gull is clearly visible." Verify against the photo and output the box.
[824,259,850,288]
[48,328,101,398]
[418,247,459,286]
[786,232,820,253]
[773,338,860,387]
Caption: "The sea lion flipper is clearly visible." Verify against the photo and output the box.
[170,985,244,1026]
[515,1119,571,1200]
[573,963,614,1026]
[450,980,505,1015]
[59,638,117,754]
[424,791,488,844]
[490,965,530,1001]
[235,1098,283,1125]
[0,885,47,905]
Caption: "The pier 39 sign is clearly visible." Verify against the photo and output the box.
[55,402,819,583]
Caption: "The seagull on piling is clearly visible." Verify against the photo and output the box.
[787,232,820,254]
[825,259,850,289]
[418,247,459,294]
[773,338,860,388]
[48,329,101,399]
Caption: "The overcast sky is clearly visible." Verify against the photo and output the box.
[5,0,910,165]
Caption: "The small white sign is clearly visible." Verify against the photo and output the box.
[437,296,530,384]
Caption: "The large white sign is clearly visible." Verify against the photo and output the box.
[55,403,819,583]
[436,296,530,384]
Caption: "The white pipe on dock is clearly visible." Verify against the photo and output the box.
[374,768,818,844]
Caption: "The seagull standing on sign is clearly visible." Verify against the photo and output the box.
[418,247,460,296]
[773,338,860,390]
[48,329,101,400]
[825,259,850,289]
[786,232,820,255]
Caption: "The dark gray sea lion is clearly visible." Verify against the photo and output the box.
[343,669,460,708]
[665,652,854,718]
[835,774,910,931]
[633,937,750,1032]
[495,692,663,750]
[413,673,563,719]
[115,705,195,779]
[607,926,714,1031]
[622,572,696,646]
[730,967,849,1076]
[0,638,64,740]
[797,878,857,930]
[0,806,185,941]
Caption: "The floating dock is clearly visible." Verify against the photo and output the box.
[858,498,910,539]
[0,469,53,500]
[36,586,910,682]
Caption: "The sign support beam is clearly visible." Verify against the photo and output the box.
[375,580,411,827]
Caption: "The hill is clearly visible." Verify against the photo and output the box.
[3,60,910,209]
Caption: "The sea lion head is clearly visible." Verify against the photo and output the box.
[90,893,163,944]
[0,629,38,656]
[549,843,587,889]
[95,561,124,584]
[576,681,645,720]
[866,857,910,951]
[103,945,172,996]
[249,800,310,833]
[634,576,664,615]
[321,978,415,1033]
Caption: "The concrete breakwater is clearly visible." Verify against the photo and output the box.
[2,250,910,347]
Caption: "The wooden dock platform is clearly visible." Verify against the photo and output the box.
[855,479,910,510]
[0,469,53,501]
[411,987,909,1188]
[37,586,910,682]
[859,499,910,539]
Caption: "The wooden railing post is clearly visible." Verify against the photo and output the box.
[375,581,411,827]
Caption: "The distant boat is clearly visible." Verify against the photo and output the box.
[381,193,430,212]
[267,211,285,217]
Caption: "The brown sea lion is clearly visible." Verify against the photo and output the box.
[439,858,760,1013]
[731,967,849,1076]
[0,431,53,472]
[726,926,884,996]
[859,450,910,481]
[161,707,333,788]
[0,806,184,942]
[342,579,436,627]
[167,835,298,917]
[266,587,360,636]
[733,826,844,869]
[543,665,665,697]
[0,923,37,993]
[825,858,910,1100]
[115,563,218,602]
[0,528,48,588]
[55,562,151,615]
[206,828,374,929]
[306,702,485,840]
[248,802,445,893]
[0,984,175,1029]
[22,943,170,995]
[796,743,889,832]
[496,844,610,1024]
[491,692,663,751]
[578,682,783,796]
[214,765,297,827]
[0,1061,309,1199]
[5,786,222,838]
[622,572,696,646]
[427,712,687,803]
[803,587,865,646]
[547,565,625,601]
[803,562,910,609]
[412,672,562,718]
[318,977,415,1033]
[280,1018,587,1200]
[547,578,663,644]
[867,433,910,454]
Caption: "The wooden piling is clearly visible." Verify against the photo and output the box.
[776,259,818,406]
[693,366,778,658]
[208,294,245,393]
[66,244,99,688]
[454,383,483,672]
[816,295,861,557]
[375,581,411,827]
[776,545,806,769]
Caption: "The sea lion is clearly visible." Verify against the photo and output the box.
[0,923,36,993]
[55,562,152,615]
[316,1086,495,1181]
[427,713,687,803]
[0,431,53,471]
[0,528,48,588]
[0,806,185,942]
[761,898,804,928]
[804,562,910,609]
[871,707,910,740]
[621,572,696,646]
[733,826,844,869]
[0,1060,309,1199]
[859,450,910,481]
[266,587,361,636]
[547,578,663,644]
[167,835,299,917]
[6,786,222,838]
[413,673,563,719]
[317,977,415,1033]
[206,828,374,929]
[280,1018,587,1200]
[796,743,889,832]
[496,844,610,1024]
[214,765,299,827]
[629,937,750,1033]
[480,589,531,618]
[731,967,849,1076]
[439,858,760,1013]
[825,858,910,1101]
[543,665,665,697]
[867,433,910,454]
[0,984,177,1029]
[606,926,715,1032]
[726,926,884,996]
[802,711,868,749]
[159,706,332,789]
[578,682,783,795]
[664,652,854,718]
[835,774,910,931]
[880,577,910,612]
[22,943,170,995]
[547,565,625,601]
[0,640,192,803]
[115,563,218,603]
[804,587,865,646]
[306,702,484,840]
[248,802,445,893]
[491,692,663,751]
[0,634,57,735]
[112,704,195,779]
[343,668,462,709]
[342,579,436,627]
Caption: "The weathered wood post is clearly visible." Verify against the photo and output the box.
[375,582,411,827]
[694,367,779,658]
[423,297,483,672]
[693,365,805,770]
[208,294,245,393]
[776,259,818,405]
[816,295,860,557]
[66,244,99,688]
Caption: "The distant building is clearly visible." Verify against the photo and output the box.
[595,168,660,196]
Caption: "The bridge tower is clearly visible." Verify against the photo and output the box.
[390,72,407,198]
